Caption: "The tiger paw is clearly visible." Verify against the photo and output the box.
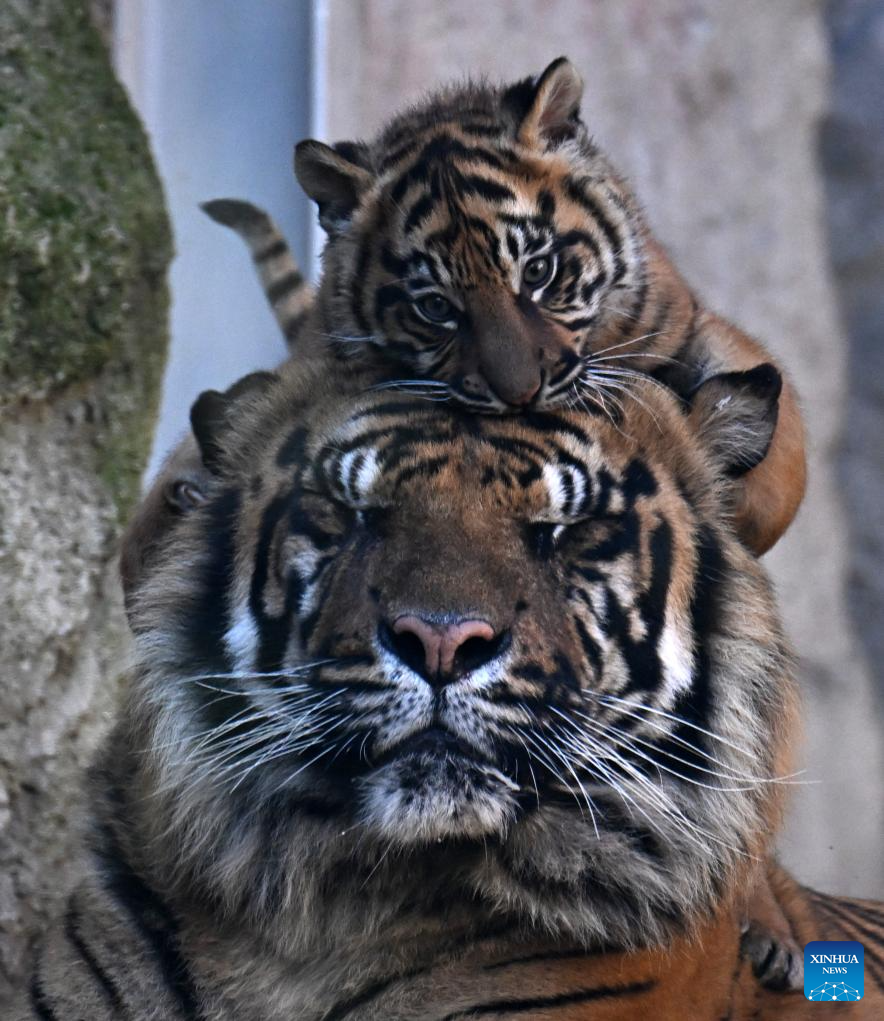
[741,921,804,992]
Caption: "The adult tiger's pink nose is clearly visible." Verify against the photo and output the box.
[391,615,499,683]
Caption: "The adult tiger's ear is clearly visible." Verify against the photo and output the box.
[503,57,585,147]
[120,435,210,617]
[294,139,373,236]
[688,364,783,478]
[190,370,279,474]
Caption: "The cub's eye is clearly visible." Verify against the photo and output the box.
[415,294,456,324]
[527,522,566,557]
[522,254,555,289]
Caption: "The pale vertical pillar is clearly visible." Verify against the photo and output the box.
[115,0,315,480]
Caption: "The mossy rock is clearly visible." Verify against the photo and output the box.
[0,0,172,515]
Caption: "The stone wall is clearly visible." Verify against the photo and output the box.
[324,0,884,897]
[823,0,884,752]
[0,0,171,999]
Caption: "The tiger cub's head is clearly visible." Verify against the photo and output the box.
[295,58,647,412]
[125,361,796,952]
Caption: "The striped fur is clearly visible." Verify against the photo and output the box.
[279,57,806,555]
[16,864,884,1019]
[12,360,881,1018]
[201,62,805,556]
[204,191,804,558]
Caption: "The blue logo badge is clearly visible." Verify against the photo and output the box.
[804,940,864,1001]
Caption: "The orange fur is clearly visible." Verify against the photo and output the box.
[594,239,807,557]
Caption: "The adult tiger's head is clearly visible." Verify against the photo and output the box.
[123,361,796,954]
[295,58,648,412]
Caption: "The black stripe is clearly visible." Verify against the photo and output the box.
[572,614,603,676]
[810,894,884,987]
[323,966,429,1021]
[277,426,308,468]
[823,895,884,931]
[518,411,596,443]
[65,900,128,1014]
[255,238,288,262]
[184,488,240,671]
[374,282,409,316]
[563,176,625,282]
[403,193,435,234]
[562,314,598,333]
[459,120,505,139]
[483,947,603,971]
[251,494,300,673]
[324,921,519,1020]
[392,455,449,490]
[29,978,59,1021]
[505,230,520,262]
[659,525,724,778]
[379,245,410,277]
[378,137,422,172]
[811,891,881,943]
[537,189,556,223]
[813,908,884,992]
[266,270,304,305]
[558,228,601,260]
[617,518,673,695]
[350,235,374,332]
[439,979,655,1018]
[457,174,516,204]
[390,136,508,204]
[97,827,202,1019]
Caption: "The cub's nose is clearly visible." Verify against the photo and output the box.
[459,373,540,407]
[505,379,541,407]
[382,614,509,684]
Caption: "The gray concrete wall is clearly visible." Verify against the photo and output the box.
[323,0,884,898]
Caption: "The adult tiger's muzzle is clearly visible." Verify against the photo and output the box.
[380,613,511,685]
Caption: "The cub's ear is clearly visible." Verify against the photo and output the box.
[503,57,584,147]
[294,139,373,236]
[688,364,782,477]
[190,370,278,474]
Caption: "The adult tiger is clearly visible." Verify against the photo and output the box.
[204,57,806,557]
[12,356,881,1019]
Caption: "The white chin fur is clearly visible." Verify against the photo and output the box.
[358,753,519,844]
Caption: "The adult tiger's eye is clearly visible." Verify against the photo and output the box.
[416,294,455,323]
[523,255,554,288]
[527,522,566,557]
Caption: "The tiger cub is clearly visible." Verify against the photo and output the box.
[277,55,804,557]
